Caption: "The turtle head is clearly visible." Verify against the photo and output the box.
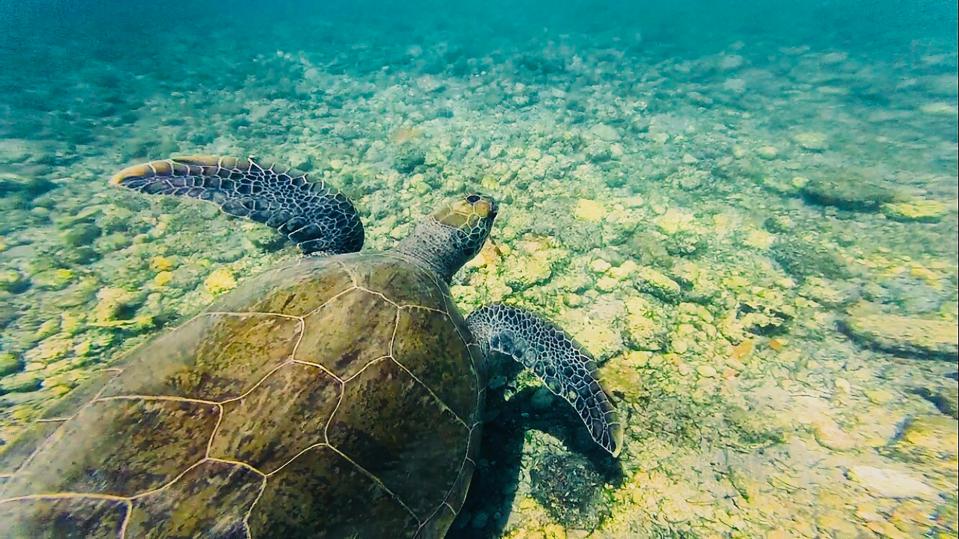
[395,193,498,282]
[430,193,498,255]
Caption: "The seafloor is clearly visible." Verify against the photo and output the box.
[1,1,957,537]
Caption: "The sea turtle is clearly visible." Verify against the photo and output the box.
[0,155,622,538]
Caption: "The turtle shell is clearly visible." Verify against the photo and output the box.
[0,253,485,538]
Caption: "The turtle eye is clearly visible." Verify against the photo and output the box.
[466,194,481,204]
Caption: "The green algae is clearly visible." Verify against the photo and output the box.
[0,353,21,377]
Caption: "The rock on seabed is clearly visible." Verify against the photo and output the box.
[846,466,938,500]
[840,310,958,360]
[881,200,951,222]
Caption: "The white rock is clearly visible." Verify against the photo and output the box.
[793,132,828,151]
[723,78,747,94]
[718,54,744,70]
[757,146,779,160]
[589,259,612,273]
[847,466,937,500]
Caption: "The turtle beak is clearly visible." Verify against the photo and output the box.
[472,194,497,220]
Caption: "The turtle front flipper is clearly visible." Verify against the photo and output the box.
[111,155,364,254]
[467,304,623,457]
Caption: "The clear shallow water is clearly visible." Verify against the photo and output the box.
[0,0,957,537]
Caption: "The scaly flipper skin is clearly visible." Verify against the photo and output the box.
[111,155,364,255]
[466,304,623,457]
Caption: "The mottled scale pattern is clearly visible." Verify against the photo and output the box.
[126,460,263,538]
[0,253,481,538]
[0,497,129,538]
[466,303,623,456]
[111,155,364,254]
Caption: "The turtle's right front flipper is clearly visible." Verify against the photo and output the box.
[467,304,624,457]
[111,155,364,255]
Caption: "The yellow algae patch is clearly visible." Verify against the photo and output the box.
[608,259,638,280]
[768,338,786,352]
[517,497,540,512]
[653,208,696,234]
[744,228,776,249]
[600,350,652,400]
[24,335,73,363]
[572,323,621,361]
[34,318,59,339]
[503,496,566,539]
[505,525,566,539]
[153,271,174,287]
[33,268,75,290]
[150,255,175,271]
[573,198,605,221]
[908,263,943,286]
[731,339,754,359]
[893,415,959,462]
[882,199,950,222]
[390,126,422,143]
[93,287,137,324]
[722,275,750,290]
[505,237,554,286]
[711,212,735,235]
[204,267,237,294]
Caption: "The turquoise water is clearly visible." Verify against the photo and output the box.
[1,0,957,537]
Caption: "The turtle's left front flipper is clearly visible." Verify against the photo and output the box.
[111,155,364,254]
[467,304,624,457]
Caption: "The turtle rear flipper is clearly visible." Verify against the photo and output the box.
[466,304,623,457]
[111,155,364,255]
